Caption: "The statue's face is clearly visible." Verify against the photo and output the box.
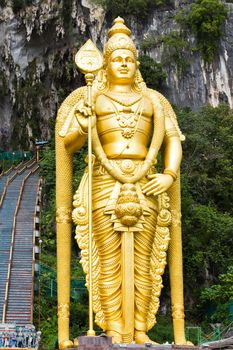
[107,49,137,84]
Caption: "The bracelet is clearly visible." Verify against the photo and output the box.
[163,168,177,181]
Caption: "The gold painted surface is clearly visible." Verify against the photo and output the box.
[56,207,72,223]
[58,303,70,319]
[56,16,190,347]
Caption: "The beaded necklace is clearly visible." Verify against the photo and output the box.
[103,92,143,107]
[104,94,144,139]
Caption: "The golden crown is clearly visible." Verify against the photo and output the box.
[104,17,137,60]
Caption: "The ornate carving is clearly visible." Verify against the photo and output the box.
[56,207,72,224]
[115,183,142,226]
[171,209,182,227]
[58,303,70,319]
[147,192,171,330]
[172,304,185,319]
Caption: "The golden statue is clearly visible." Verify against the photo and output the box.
[56,17,191,348]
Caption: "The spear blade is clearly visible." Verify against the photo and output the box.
[75,39,103,74]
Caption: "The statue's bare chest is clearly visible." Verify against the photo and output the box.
[95,93,153,117]
[95,93,153,140]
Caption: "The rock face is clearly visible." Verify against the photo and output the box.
[0,0,232,149]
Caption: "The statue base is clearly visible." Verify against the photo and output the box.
[62,336,202,350]
[77,336,112,350]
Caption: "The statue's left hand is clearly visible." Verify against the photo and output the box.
[142,174,173,196]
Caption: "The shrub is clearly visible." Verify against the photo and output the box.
[93,0,171,20]
[139,54,166,90]
[12,0,34,13]
[177,0,228,62]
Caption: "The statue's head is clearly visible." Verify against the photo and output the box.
[103,17,138,85]
[104,17,137,62]
[95,18,144,92]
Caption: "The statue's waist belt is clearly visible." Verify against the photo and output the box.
[93,158,156,177]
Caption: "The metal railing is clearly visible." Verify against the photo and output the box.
[31,176,42,323]
[1,165,39,323]
[0,158,36,208]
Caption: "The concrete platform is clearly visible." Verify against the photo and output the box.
[67,336,202,350]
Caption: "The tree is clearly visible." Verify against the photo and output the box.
[176,105,233,317]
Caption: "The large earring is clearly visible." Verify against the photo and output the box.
[132,69,146,93]
[96,69,109,91]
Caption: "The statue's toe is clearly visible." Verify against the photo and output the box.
[186,340,194,346]
[134,331,158,345]
[107,330,123,344]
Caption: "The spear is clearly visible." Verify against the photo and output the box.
[75,39,103,336]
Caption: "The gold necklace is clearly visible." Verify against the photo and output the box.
[116,103,143,139]
[106,96,144,139]
[103,92,143,107]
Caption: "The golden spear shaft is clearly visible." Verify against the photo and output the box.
[75,40,103,336]
[86,72,95,336]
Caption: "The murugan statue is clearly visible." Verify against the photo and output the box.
[56,17,191,349]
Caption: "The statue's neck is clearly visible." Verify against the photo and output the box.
[108,83,133,93]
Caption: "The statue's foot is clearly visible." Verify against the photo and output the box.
[186,341,194,346]
[73,338,79,347]
[134,331,158,345]
[59,339,74,349]
[107,330,123,344]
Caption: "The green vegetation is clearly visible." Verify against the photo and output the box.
[93,0,172,20]
[12,0,34,13]
[141,34,161,53]
[12,59,46,149]
[141,32,189,74]
[177,104,233,325]
[176,0,228,63]
[10,49,81,149]
[0,160,21,172]
[141,0,228,66]
[200,266,233,323]
[139,55,166,90]
[161,32,189,73]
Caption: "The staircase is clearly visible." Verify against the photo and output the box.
[0,159,35,200]
[0,160,41,325]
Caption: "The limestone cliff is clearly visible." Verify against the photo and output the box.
[0,0,232,149]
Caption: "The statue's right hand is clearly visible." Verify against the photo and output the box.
[75,101,96,133]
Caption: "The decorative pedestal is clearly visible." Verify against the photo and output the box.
[63,336,202,350]
[78,336,113,350]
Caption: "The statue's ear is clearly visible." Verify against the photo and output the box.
[95,69,108,92]
[136,60,140,68]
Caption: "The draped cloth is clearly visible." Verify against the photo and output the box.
[72,160,172,341]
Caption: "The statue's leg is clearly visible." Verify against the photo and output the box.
[93,209,123,342]
[134,212,157,344]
